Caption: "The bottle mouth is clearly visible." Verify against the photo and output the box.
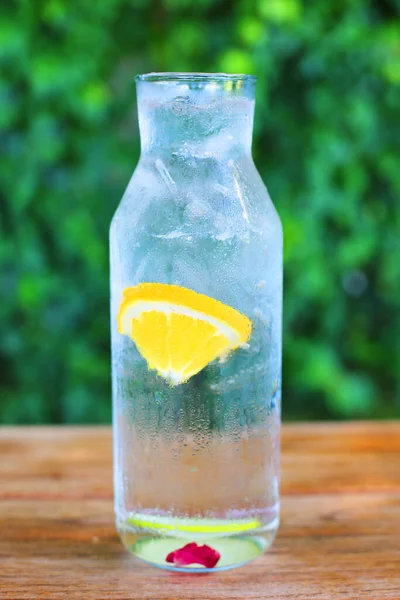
[136,72,256,84]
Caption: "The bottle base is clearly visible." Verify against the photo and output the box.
[118,514,279,572]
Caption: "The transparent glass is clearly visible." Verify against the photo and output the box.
[110,73,282,572]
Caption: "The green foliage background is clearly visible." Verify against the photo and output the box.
[1,0,399,423]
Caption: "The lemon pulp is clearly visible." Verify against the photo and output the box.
[117,283,252,384]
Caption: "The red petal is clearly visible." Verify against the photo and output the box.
[166,542,221,568]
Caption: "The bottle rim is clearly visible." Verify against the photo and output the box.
[136,72,256,84]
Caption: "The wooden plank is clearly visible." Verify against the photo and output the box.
[0,423,399,599]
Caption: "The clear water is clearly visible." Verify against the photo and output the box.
[113,388,280,571]
[115,423,280,571]
[118,515,279,571]
[110,76,282,572]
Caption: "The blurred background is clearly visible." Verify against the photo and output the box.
[1,0,399,424]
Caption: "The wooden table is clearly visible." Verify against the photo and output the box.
[0,423,399,599]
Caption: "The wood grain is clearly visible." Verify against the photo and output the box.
[0,423,399,599]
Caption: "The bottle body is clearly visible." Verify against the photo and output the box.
[110,74,282,571]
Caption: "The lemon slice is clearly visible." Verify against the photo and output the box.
[128,513,261,535]
[117,283,252,385]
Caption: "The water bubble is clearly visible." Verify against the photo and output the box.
[171,95,190,115]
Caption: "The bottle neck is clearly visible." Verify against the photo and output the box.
[136,78,255,159]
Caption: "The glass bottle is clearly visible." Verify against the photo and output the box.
[110,73,282,572]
